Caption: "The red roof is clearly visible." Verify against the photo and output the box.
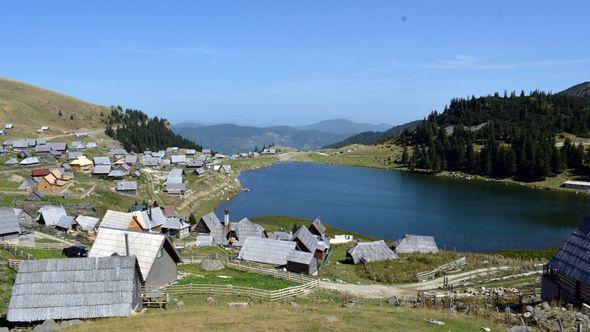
[31,169,50,177]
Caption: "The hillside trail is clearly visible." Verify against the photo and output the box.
[43,129,105,140]
[319,266,511,298]
[34,231,74,245]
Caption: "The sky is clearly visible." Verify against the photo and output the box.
[0,1,589,126]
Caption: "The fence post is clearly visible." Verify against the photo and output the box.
[288,271,291,280]
[300,273,304,283]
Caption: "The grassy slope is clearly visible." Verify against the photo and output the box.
[178,265,297,290]
[0,77,110,137]
[65,292,503,332]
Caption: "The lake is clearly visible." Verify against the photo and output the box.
[216,162,590,252]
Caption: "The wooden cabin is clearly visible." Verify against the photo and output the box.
[542,217,590,306]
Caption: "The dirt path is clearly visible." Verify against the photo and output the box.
[34,231,74,245]
[320,266,511,298]
[43,129,105,140]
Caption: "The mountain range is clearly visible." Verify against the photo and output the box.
[172,119,392,154]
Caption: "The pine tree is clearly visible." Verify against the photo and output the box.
[401,145,409,165]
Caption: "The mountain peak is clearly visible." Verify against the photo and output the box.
[560,81,590,99]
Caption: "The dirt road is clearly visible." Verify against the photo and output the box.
[320,266,510,298]
[34,231,74,245]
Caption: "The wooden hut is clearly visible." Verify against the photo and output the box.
[69,155,94,173]
[287,250,318,275]
[293,226,329,260]
[238,237,296,266]
[89,227,182,288]
[542,217,590,305]
[7,256,143,323]
[395,234,439,254]
[347,240,398,264]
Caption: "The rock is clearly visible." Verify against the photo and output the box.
[33,319,59,332]
[507,327,532,332]
[386,296,399,305]
[289,301,299,308]
[325,316,338,322]
[60,319,84,327]
[541,302,551,311]
[525,305,534,313]
[481,327,491,332]
[582,303,590,315]
[227,302,250,307]
[523,312,532,318]
[207,297,215,303]
[176,300,185,308]
[427,319,445,326]
[199,259,224,271]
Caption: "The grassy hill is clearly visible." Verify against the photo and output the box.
[0,77,110,137]
[561,81,590,99]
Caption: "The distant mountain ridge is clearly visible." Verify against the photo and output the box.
[561,81,590,99]
[172,119,391,154]
[325,120,422,148]
[296,118,391,135]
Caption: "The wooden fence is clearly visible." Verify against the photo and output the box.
[152,279,320,301]
[416,256,467,282]
[180,253,317,284]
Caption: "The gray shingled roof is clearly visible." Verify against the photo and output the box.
[75,215,100,231]
[395,234,439,254]
[93,164,112,175]
[238,237,296,265]
[232,218,266,246]
[116,181,137,191]
[100,210,133,229]
[309,218,326,235]
[0,208,21,236]
[294,226,320,253]
[7,256,142,322]
[56,215,75,230]
[287,250,315,265]
[270,231,293,241]
[548,217,590,284]
[89,227,181,279]
[38,206,68,227]
[138,207,166,229]
[347,240,398,264]
[162,218,190,230]
[94,156,111,165]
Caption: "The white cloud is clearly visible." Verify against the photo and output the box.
[425,55,590,70]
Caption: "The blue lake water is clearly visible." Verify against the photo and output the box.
[216,162,590,252]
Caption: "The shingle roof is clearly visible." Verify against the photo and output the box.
[232,218,266,246]
[162,218,190,230]
[0,208,21,235]
[116,181,137,191]
[171,155,187,163]
[270,231,293,241]
[93,165,111,174]
[395,234,439,254]
[20,157,40,165]
[238,237,296,265]
[294,226,320,253]
[287,250,315,265]
[309,218,326,235]
[7,256,142,322]
[38,206,68,227]
[548,217,590,284]
[100,210,134,230]
[75,215,100,231]
[200,212,222,231]
[347,240,398,264]
[56,215,75,229]
[89,227,181,279]
[135,208,166,229]
[94,156,111,165]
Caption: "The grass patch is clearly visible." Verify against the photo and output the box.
[177,264,298,290]
[250,215,377,240]
[494,247,558,260]
[18,247,64,259]
[63,292,504,332]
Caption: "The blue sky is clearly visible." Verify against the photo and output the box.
[1,1,589,126]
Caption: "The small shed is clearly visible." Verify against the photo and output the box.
[238,237,296,265]
[25,191,44,201]
[542,217,590,305]
[37,205,68,227]
[347,240,398,264]
[161,218,191,239]
[395,235,439,254]
[89,227,182,288]
[74,215,100,232]
[7,256,143,323]
[287,250,318,275]
[308,218,326,237]
[116,181,138,196]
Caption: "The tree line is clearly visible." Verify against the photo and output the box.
[399,91,590,180]
[105,106,201,153]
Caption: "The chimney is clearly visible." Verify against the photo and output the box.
[224,210,230,225]
[124,233,130,256]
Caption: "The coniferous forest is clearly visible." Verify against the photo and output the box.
[105,106,201,153]
[398,91,590,180]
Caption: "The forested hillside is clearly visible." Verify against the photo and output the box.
[325,120,421,148]
[106,106,200,153]
[398,90,590,180]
